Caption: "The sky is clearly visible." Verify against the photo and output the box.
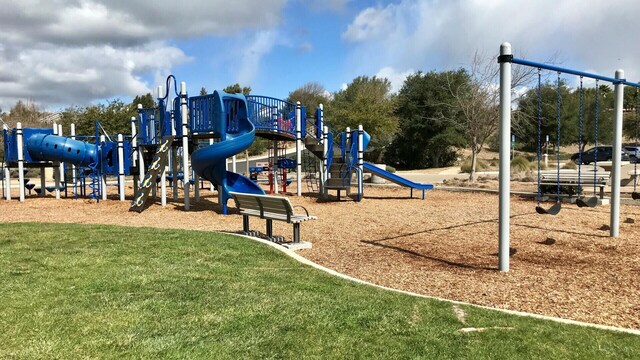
[1,0,640,112]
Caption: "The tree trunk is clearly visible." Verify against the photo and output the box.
[469,149,478,182]
[376,147,386,163]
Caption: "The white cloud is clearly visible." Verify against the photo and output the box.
[342,0,640,88]
[237,31,280,86]
[375,66,414,94]
[0,0,286,110]
[342,5,396,42]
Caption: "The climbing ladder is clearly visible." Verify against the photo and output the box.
[88,162,101,201]
[130,136,174,212]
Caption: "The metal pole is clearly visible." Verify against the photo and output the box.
[100,134,107,201]
[52,123,60,200]
[117,134,125,201]
[498,42,512,272]
[322,125,329,199]
[318,104,325,195]
[130,117,139,195]
[3,123,10,200]
[610,70,624,237]
[40,166,45,197]
[137,105,146,186]
[357,125,364,201]
[194,169,199,203]
[273,140,279,194]
[232,155,237,173]
[71,123,77,196]
[296,101,302,196]
[58,124,64,197]
[16,122,25,202]
[180,81,190,210]
[161,156,167,207]
[209,138,215,192]
[245,150,249,177]
[172,148,178,200]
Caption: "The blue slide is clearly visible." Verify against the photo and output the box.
[191,91,264,214]
[349,129,433,195]
[363,162,433,191]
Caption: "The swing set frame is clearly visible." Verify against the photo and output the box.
[497,42,640,272]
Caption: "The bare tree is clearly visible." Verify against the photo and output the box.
[448,51,536,181]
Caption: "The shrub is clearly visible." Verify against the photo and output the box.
[562,161,577,170]
[385,165,396,173]
[460,157,488,173]
[511,155,536,173]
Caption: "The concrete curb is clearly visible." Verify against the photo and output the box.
[233,233,640,336]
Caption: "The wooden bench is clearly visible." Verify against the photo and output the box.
[539,170,610,199]
[229,192,317,243]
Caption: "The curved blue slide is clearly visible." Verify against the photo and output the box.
[26,133,97,167]
[191,91,264,214]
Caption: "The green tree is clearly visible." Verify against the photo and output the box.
[516,83,612,155]
[60,94,156,139]
[386,70,466,169]
[286,82,330,119]
[133,93,155,109]
[223,84,251,95]
[329,76,397,162]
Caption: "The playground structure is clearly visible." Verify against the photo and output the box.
[498,42,640,272]
[2,120,133,202]
[2,75,434,212]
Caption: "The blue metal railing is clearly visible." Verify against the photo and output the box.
[138,108,159,145]
[189,94,216,134]
[246,95,299,137]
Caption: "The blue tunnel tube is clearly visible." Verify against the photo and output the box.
[26,133,98,168]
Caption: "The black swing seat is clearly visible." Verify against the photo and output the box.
[576,196,598,208]
[632,192,640,200]
[536,202,561,215]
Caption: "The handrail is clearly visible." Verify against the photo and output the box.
[246,95,298,137]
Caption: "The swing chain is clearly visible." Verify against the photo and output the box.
[634,88,639,192]
[536,68,542,206]
[593,80,599,194]
[555,72,562,204]
[578,77,584,193]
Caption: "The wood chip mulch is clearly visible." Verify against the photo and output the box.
[1,183,639,330]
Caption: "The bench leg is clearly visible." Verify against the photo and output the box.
[293,223,300,243]
[266,219,273,239]
[600,186,604,199]
[243,215,249,234]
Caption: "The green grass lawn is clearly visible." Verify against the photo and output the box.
[0,223,638,359]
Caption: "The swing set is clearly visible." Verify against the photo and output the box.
[498,42,640,272]
[534,71,605,215]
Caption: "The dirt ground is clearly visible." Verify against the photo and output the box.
[1,183,639,330]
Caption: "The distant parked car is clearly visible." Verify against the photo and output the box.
[571,146,613,164]
[623,146,640,163]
